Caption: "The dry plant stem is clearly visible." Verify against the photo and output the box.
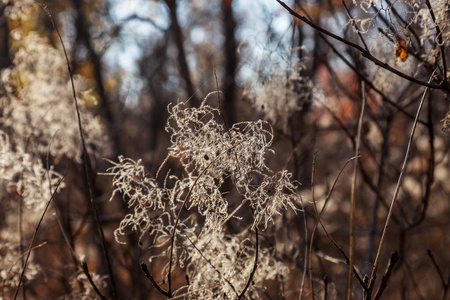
[425,0,448,83]
[168,145,237,297]
[41,6,119,299]
[82,262,107,300]
[348,82,366,300]
[367,70,436,299]
[13,174,66,300]
[275,0,450,91]
[373,251,399,300]
[141,263,170,297]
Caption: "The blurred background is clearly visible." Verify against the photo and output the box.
[1,0,449,299]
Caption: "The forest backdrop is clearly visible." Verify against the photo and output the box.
[0,0,449,299]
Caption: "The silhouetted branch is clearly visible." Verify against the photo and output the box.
[373,251,399,300]
[239,227,259,299]
[82,262,108,300]
[141,263,169,297]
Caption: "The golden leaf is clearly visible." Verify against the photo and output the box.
[395,35,408,62]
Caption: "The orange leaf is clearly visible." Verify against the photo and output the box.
[395,35,408,62]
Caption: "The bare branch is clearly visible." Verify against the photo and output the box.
[373,251,399,300]
[141,263,170,297]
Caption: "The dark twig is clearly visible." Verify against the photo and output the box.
[82,262,107,300]
[275,0,449,91]
[373,251,399,300]
[41,6,119,299]
[141,263,170,297]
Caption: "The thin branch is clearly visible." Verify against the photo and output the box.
[275,0,449,91]
[123,14,167,32]
[41,6,119,299]
[348,81,366,300]
[239,227,259,299]
[367,69,437,298]
[373,251,399,300]
[141,263,170,297]
[82,262,108,300]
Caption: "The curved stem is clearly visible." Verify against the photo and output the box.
[239,227,259,299]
